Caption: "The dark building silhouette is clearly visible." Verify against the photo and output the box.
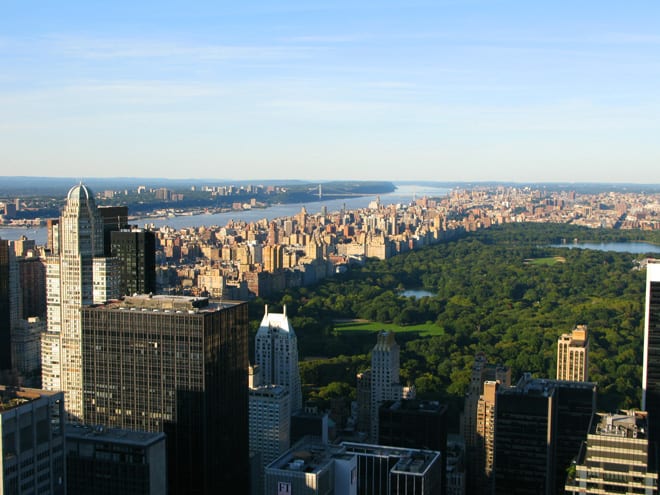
[110,230,156,296]
[379,399,448,493]
[66,424,167,495]
[0,239,13,370]
[461,354,511,495]
[82,295,249,495]
[290,410,334,446]
[18,253,46,319]
[46,218,60,255]
[0,386,66,494]
[98,205,129,256]
[494,375,596,495]
[643,260,660,454]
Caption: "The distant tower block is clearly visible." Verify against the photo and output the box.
[556,325,589,382]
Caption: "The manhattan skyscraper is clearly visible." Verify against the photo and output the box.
[42,183,118,421]
[82,295,250,494]
[254,305,302,413]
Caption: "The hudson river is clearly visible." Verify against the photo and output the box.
[0,184,448,246]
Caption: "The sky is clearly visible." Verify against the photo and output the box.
[1,1,659,183]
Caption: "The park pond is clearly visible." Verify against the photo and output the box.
[401,289,435,298]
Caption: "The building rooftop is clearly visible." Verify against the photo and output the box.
[66,424,166,447]
[500,373,596,398]
[381,399,448,414]
[88,294,244,313]
[268,440,345,474]
[391,450,440,475]
[559,324,588,346]
[591,411,648,440]
[257,305,294,334]
[249,384,289,397]
[341,441,441,476]
[0,386,61,413]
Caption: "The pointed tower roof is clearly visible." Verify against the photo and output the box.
[257,305,294,335]
[67,183,94,202]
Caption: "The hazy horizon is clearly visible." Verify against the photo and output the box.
[1,175,659,187]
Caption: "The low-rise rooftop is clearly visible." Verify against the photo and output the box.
[591,410,648,440]
[268,440,345,474]
[0,386,61,413]
[66,424,166,447]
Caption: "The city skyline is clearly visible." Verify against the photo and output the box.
[2,1,659,183]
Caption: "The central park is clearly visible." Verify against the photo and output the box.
[247,222,660,428]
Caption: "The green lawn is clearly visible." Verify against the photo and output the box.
[333,320,445,337]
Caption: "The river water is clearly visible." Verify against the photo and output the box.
[0,184,449,246]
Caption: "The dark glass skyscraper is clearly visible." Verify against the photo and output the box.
[82,295,249,495]
[643,260,660,450]
[98,205,129,256]
[110,230,156,296]
[378,399,448,494]
[0,239,12,370]
[494,375,596,495]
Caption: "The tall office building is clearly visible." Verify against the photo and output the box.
[254,305,302,412]
[110,229,156,296]
[557,324,589,381]
[98,205,129,256]
[378,399,448,494]
[46,219,60,255]
[42,183,117,421]
[367,331,412,443]
[263,244,283,272]
[0,386,66,495]
[565,410,658,495]
[446,435,467,495]
[82,295,249,495]
[249,363,291,471]
[17,251,47,319]
[249,384,291,472]
[460,353,510,495]
[0,242,47,384]
[11,317,45,381]
[494,375,596,495]
[356,370,372,434]
[643,259,660,448]
[475,380,499,495]
[0,239,14,370]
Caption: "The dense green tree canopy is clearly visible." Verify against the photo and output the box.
[249,223,657,426]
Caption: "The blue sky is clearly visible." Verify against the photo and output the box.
[1,1,659,182]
